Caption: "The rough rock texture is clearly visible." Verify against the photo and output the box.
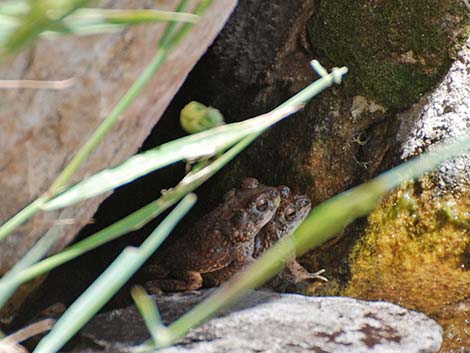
[70,290,443,353]
[400,38,470,190]
[344,38,470,352]
[0,0,236,318]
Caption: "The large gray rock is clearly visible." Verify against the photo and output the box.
[0,0,237,273]
[399,37,470,193]
[71,290,442,353]
[0,0,237,319]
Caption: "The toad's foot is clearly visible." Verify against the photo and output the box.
[144,271,203,293]
[286,260,328,282]
[297,268,328,282]
[263,261,327,292]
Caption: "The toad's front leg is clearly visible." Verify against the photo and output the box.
[284,259,327,282]
[203,241,255,286]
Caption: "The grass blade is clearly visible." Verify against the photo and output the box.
[0,0,91,59]
[0,225,64,309]
[0,130,261,290]
[42,105,300,210]
[131,286,169,344]
[155,134,470,348]
[41,8,199,37]
[32,194,196,353]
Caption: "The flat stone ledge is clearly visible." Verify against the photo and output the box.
[70,290,442,353]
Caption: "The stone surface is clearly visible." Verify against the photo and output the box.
[344,38,470,352]
[399,38,470,192]
[0,0,236,317]
[70,290,442,353]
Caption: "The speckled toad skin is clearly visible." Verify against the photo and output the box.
[253,186,311,258]
[145,178,281,292]
[253,186,327,288]
[205,185,326,288]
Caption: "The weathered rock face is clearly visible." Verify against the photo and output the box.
[0,0,237,272]
[344,39,470,352]
[0,0,236,317]
[153,1,469,351]
[69,290,443,353]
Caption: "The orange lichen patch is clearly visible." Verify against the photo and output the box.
[345,179,470,350]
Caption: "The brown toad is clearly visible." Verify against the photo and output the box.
[204,185,326,286]
[253,186,327,288]
[145,178,281,292]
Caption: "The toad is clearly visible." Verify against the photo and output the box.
[145,178,281,292]
[204,185,326,287]
[253,186,327,289]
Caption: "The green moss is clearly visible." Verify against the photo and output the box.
[439,201,470,229]
[308,0,469,108]
[390,189,418,218]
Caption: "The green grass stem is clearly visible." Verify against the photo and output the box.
[32,194,196,353]
[154,134,470,348]
[0,0,209,243]
[132,286,168,344]
[0,224,66,309]
[0,199,46,243]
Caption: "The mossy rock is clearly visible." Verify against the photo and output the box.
[344,179,470,350]
[308,0,469,108]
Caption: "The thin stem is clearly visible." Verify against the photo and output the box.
[48,48,167,194]
[168,0,213,48]
[0,198,45,242]
[158,0,190,49]
[0,0,205,242]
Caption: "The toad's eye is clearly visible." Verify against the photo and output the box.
[256,198,269,212]
[284,207,296,222]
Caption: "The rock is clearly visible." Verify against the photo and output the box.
[0,0,237,273]
[159,2,469,350]
[70,290,442,353]
[344,38,470,352]
[309,0,469,108]
[0,0,236,318]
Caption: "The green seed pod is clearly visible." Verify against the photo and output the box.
[180,101,225,134]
